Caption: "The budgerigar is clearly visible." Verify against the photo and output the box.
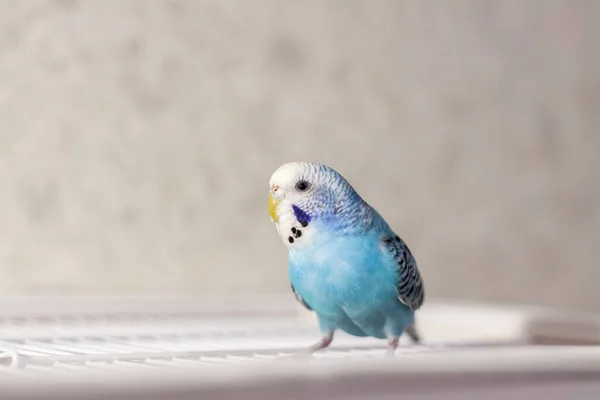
[268,162,424,355]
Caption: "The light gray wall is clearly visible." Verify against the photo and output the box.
[0,1,598,311]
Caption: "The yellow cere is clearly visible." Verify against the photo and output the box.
[269,193,280,223]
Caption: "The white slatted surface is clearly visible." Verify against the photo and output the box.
[0,296,598,400]
[0,311,418,374]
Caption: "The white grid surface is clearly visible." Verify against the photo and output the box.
[0,311,413,374]
[0,295,598,400]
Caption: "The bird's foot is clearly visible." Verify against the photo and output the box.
[273,335,333,361]
[386,337,399,358]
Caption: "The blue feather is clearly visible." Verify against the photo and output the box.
[292,204,311,227]
[288,216,417,340]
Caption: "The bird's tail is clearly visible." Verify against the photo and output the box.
[405,323,421,344]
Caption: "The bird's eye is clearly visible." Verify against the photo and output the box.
[295,180,311,192]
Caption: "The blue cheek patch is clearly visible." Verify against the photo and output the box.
[292,205,311,227]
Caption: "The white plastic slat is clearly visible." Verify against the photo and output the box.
[50,340,111,355]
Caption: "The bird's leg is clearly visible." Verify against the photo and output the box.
[308,334,334,353]
[387,324,423,357]
[294,332,334,357]
[386,337,399,357]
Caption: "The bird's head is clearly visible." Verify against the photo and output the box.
[268,162,371,248]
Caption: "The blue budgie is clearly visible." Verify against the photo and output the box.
[268,162,424,355]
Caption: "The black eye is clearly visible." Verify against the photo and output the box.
[295,180,310,192]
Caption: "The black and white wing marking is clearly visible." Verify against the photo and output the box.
[291,284,313,311]
[383,235,425,311]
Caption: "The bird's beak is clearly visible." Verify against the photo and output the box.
[269,192,280,223]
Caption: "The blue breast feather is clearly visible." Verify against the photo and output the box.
[288,223,414,339]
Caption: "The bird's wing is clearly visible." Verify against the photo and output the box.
[382,234,425,311]
[291,284,313,311]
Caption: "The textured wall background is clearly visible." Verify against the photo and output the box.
[0,1,598,311]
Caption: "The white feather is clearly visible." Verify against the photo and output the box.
[269,162,318,249]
